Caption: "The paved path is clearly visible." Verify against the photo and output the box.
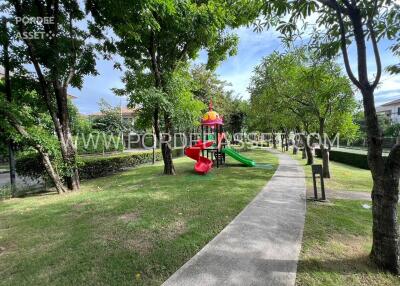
[163,150,306,286]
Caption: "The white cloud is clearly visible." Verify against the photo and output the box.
[214,26,282,99]
[375,75,400,105]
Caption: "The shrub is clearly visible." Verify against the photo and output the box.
[15,153,46,179]
[16,148,185,180]
[315,148,387,170]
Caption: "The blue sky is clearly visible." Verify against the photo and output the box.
[71,26,400,114]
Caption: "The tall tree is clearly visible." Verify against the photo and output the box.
[249,50,356,170]
[259,0,400,273]
[87,0,245,174]
[226,99,248,136]
[0,17,16,196]
[191,64,233,115]
[297,59,355,178]
[3,0,97,190]
[190,64,248,135]
[0,76,67,194]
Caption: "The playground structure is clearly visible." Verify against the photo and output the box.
[185,100,256,174]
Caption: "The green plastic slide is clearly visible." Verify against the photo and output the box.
[223,148,256,167]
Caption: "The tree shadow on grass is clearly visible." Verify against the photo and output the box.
[297,255,390,275]
[14,188,58,198]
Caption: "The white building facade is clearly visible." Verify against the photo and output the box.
[376,98,400,124]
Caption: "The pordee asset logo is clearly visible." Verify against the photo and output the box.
[15,17,55,39]
[74,132,340,152]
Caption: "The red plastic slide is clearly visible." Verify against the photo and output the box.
[194,156,213,175]
[184,140,213,174]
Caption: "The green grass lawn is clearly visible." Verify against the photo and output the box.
[289,149,400,285]
[292,152,373,193]
[296,200,400,286]
[0,150,277,286]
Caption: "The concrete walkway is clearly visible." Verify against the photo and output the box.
[163,151,306,286]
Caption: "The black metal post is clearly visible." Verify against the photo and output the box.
[311,164,326,201]
[201,125,204,157]
[321,175,326,200]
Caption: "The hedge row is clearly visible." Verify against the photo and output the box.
[315,148,387,170]
[15,153,47,180]
[16,148,184,180]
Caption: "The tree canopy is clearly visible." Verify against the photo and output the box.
[248,48,358,170]
[87,0,250,174]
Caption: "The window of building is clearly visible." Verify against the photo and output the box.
[398,107,400,115]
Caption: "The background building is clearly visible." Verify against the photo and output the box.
[88,106,137,127]
[377,98,400,124]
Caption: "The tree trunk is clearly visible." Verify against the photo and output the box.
[319,119,330,178]
[285,130,289,151]
[302,145,306,159]
[41,150,67,194]
[272,131,277,149]
[54,86,79,190]
[321,148,330,178]
[362,86,400,272]
[293,136,299,155]
[64,128,80,190]
[161,142,175,175]
[300,129,306,159]
[370,144,400,273]
[306,145,314,165]
[162,114,175,175]
[300,134,313,165]
[148,33,175,175]
[8,144,16,197]
[2,19,17,196]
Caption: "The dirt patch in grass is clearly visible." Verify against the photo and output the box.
[123,184,144,192]
[164,219,187,240]
[300,234,370,269]
[0,245,7,256]
[124,232,153,255]
[119,211,140,223]
[72,202,89,209]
